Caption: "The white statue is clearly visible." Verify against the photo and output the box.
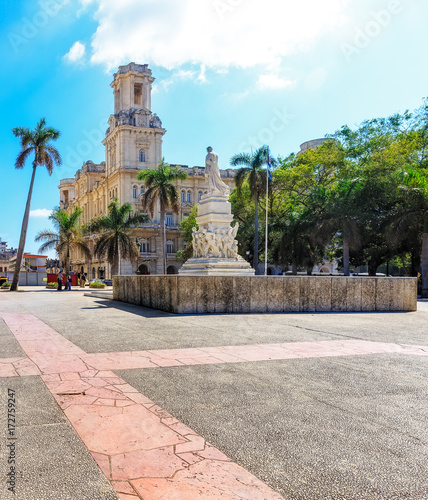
[205,147,230,196]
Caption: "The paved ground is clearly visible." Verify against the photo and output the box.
[0,287,427,499]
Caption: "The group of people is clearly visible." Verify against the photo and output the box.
[56,272,87,291]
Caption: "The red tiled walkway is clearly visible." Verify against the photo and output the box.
[0,311,426,499]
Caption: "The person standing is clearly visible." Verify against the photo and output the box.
[80,273,86,288]
[57,271,63,291]
[66,274,72,291]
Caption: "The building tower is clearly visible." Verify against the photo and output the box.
[103,62,166,179]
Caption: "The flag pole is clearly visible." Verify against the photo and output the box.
[264,149,270,276]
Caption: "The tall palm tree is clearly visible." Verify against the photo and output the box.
[35,207,91,276]
[137,158,187,274]
[10,118,61,291]
[86,200,148,276]
[230,145,275,269]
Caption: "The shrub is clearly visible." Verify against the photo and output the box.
[1,282,11,288]
[89,282,106,288]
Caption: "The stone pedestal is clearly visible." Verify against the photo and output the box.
[179,193,254,276]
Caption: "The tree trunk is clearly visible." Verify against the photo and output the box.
[421,214,428,297]
[292,259,297,275]
[253,194,259,271]
[11,164,37,291]
[160,210,166,274]
[368,259,378,277]
[343,236,350,276]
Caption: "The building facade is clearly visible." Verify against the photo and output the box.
[59,63,235,278]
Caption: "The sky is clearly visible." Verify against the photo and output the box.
[1,0,427,257]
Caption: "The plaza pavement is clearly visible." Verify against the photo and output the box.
[0,286,427,499]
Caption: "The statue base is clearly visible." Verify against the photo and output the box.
[179,256,255,276]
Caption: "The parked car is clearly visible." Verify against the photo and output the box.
[103,279,113,286]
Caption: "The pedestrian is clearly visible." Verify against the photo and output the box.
[57,271,63,291]
[80,273,86,288]
[67,274,72,291]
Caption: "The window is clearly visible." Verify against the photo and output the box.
[139,149,146,162]
[133,185,137,199]
[140,239,150,253]
[198,191,202,201]
[187,190,191,203]
[183,213,189,218]
[166,213,173,226]
[140,186,145,195]
[181,190,185,203]
[134,84,143,106]
[166,240,174,254]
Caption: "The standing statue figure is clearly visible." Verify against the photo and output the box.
[205,147,230,197]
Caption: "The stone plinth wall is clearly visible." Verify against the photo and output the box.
[113,276,417,314]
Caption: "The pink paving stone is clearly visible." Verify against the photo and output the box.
[85,386,130,400]
[65,404,187,455]
[0,364,18,377]
[175,358,206,366]
[95,370,117,378]
[41,374,61,382]
[131,460,285,500]
[94,398,117,406]
[45,379,91,395]
[126,392,153,405]
[169,422,196,437]
[16,365,42,376]
[115,400,135,408]
[82,353,158,370]
[60,372,82,381]
[113,383,139,393]
[30,354,89,374]
[175,434,206,454]
[176,452,205,466]
[151,358,184,367]
[198,350,246,363]
[86,378,111,387]
[0,357,27,364]
[79,369,99,378]
[149,404,175,420]
[147,348,206,359]
[161,417,180,426]
[110,446,188,480]
[100,377,124,385]
[55,395,98,410]
[111,481,137,495]
[91,452,111,479]
[196,445,231,462]
[117,494,139,500]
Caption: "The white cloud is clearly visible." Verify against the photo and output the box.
[64,41,86,64]
[256,74,296,91]
[82,0,352,72]
[30,209,52,218]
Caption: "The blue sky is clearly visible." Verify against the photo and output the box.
[1,0,427,256]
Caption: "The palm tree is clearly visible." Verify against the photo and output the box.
[230,145,275,269]
[35,207,91,277]
[10,118,62,291]
[137,158,187,274]
[86,200,148,276]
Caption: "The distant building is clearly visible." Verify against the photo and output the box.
[59,63,235,278]
[0,238,16,275]
[7,253,47,286]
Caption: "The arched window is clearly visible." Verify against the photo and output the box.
[140,186,145,195]
[181,190,185,203]
[187,190,191,203]
[133,185,137,199]
[139,149,146,162]
[198,191,202,201]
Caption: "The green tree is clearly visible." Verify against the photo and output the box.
[35,207,91,277]
[230,145,275,270]
[10,118,62,291]
[137,159,187,274]
[176,205,198,263]
[86,200,148,275]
